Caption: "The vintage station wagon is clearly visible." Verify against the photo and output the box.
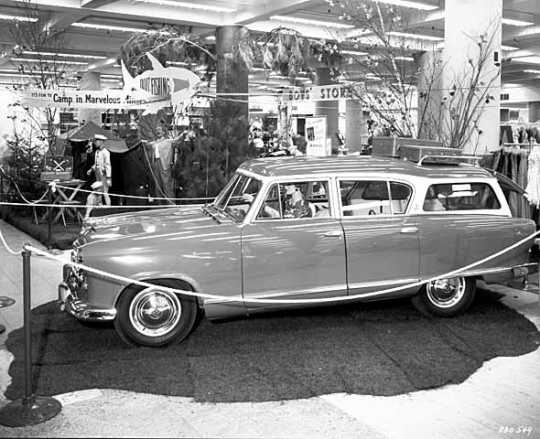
[59,155,537,347]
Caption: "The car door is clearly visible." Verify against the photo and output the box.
[338,177,420,298]
[418,181,535,278]
[241,178,347,312]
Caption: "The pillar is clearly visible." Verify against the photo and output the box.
[315,68,339,154]
[442,0,502,153]
[345,99,365,153]
[529,102,540,123]
[78,71,101,126]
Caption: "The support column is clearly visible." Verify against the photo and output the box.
[529,102,540,123]
[315,68,339,154]
[345,99,365,153]
[443,0,502,153]
[78,71,101,126]
[215,26,249,174]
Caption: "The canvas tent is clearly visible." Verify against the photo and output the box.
[63,122,154,203]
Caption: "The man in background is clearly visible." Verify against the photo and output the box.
[87,134,111,206]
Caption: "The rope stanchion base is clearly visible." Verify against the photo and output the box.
[0,396,61,427]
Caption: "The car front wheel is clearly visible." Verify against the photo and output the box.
[411,276,476,317]
[114,279,198,347]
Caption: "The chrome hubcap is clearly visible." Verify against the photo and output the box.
[426,277,466,308]
[129,288,181,337]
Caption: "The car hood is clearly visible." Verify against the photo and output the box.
[80,206,235,248]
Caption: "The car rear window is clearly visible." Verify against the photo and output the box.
[423,183,501,211]
[339,180,412,216]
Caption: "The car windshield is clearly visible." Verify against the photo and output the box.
[211,173,262,222]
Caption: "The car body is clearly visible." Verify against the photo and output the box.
[58,155,537,346]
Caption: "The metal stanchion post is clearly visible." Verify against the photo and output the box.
[47,185,53,248]
[0,246,61,427]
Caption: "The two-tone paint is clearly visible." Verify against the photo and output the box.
[60,156,537,321]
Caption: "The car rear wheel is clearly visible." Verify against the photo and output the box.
[411,276,476,317]
[114,279,198,347]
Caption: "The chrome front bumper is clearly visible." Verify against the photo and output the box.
[58,282,117,322]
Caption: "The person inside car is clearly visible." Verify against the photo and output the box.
[283,184,312,218]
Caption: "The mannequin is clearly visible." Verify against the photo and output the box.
[525,140,540,208]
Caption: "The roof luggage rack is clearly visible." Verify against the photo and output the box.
[416,154,483,167]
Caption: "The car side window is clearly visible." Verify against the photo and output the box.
[256,180,330,220]
[340,180,410,216]
[423,183,501,211]
[390,182,413,214]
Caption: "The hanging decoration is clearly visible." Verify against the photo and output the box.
[121,53,201,114]
[257,27,342,80]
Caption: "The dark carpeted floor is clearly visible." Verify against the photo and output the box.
[5,289,540,402]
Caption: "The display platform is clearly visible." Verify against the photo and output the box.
[4,289,539,403]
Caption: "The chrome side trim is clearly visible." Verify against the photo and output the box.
[58,283,116,322]
[459,262,537,278]
[203,283,348,305]
[348,278,419,290]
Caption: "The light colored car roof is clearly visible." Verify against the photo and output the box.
[239,156,493,179]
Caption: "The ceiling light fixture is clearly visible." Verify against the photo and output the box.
[502,18,534,27]
[501,45,519,51]
[524,69,540,74]
[371,0,438,11]
[395,56,415,61]
[11,57,88,65]
[342,50,368,56]
[0,14,38,22]
[72,22,164,33]
[134,0,234,12]
[515,56,540,64]
[387,31,443,41]
[0,69,62,76]
[270,15,355,29]
[21,50,107,60]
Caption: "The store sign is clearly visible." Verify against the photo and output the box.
[305,116,328,157]
[17,53,201,113]
[285,85,354,102]
[19,88,165,109]
[40,155,73,181]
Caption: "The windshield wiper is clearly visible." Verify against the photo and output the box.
[202,205,222,224]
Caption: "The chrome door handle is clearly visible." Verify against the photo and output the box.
[323,230,343,238]
[400,226,418,234]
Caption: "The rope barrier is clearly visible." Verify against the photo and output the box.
[1,163,215,203]
[0,228,22,255]
[19,229,540,305]
[0,201,202,209]
[43,183,214,202]
[0,166,50,205]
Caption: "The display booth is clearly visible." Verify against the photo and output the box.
[62,122,154,204]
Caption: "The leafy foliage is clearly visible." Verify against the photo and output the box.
[258,27,342,80]
[173,102,256,198]
[3,107,47,199]
[120,26,217,84]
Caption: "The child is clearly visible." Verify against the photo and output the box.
[84,181,104,220]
